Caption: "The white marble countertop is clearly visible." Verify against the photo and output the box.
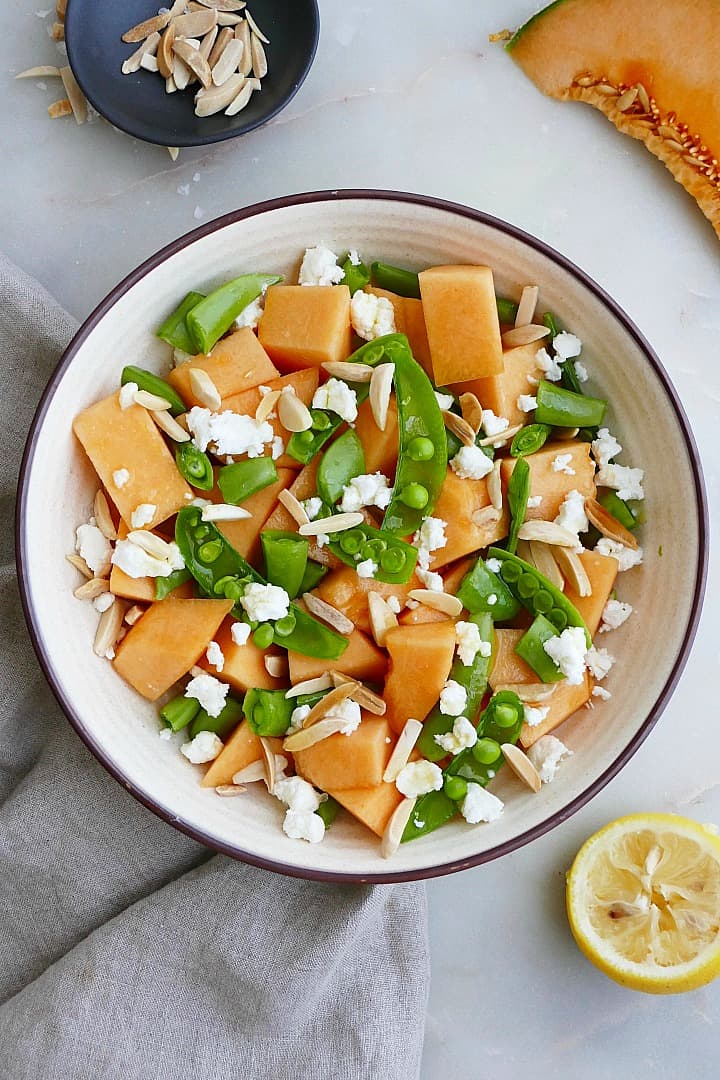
[4,1,719,1076]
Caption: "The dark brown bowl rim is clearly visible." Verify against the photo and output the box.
[15,189,709,884]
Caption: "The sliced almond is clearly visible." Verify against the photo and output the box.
[298,512,364,537]
[188,368,221,410]
[124,604,145,627]
[151,409,191,442]
[259,736,277,792]
[527,541,565,591]
[278,391,313,433]
[264,655,287,680]
[232,760,267,784]
[381,797,417,859]
[74,577,110,600]
[224,78,254,115]
[93,599,126,658]
[383,719,423,783]
[302,592,354,635]
[48,99,72,118]
[207,25,234,67]
[195,0,247,10]
[122,13,171,43]
[329,672,386,716]
[471,505,502,528]
[172,9,218,39]
[367,592,398,647]
[211,37,244,85]
[322,361,374,383]
[215,784,246,796]
[141,54,160,72]
[585,497,639,549]
[487,460,503,511]
[442,409,475,447]
[514,285,539,329]
[173,39,212,88]
[93,490,117,541]
[51,21,65,40]
[493,681,558,703]
[285,674,334,699]
[407,590,463,617]
[166,77,177,95]
[245,9,270,43]
[276,488,309,527]
[15,65,61,78]
[517,521,579,547]
[458,392,483,435]
[284,717,352,752]
[515,539,534,566]
[369,363,394,432]
[201,504,252,522]
[66,553,93,579]
[301,682,357,728]
[254,387,280,422]
[127,530,175,561]
[158,23,177,77]
[195,72,246,115]
[476,423,523,447]
[553,546,592,597]
[134,388,172,411]
[199,25,219,61]
[217,12,244,25]
[501,324,550,349]
[501,742,542,793]
[250,32,267,78]
[121,31,162,75]
[235,19,252,75]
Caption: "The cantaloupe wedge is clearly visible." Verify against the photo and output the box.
[221,368,319,470]
[419,265,504,385]
[354,396,399,478]
[199,618,283,693]
[430,468,509,568]
[564,551,619,637]
[327,782,404,837]
[73,393,192,530]
[293,716,394,791]
[208,467,294,564]
[383,622,457,734]
[201,721,284,787]
[507,0,720,239]
[113,597,232,700]
[168,328,279,406]
[258,285,352,371]
[501,441,596,521]
[317,566,419,636]
[450,342,541,428]
[288,627,387,685]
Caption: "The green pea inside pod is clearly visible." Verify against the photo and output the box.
[399,482,429,510]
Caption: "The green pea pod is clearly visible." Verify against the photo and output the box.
[402,789,458,842]
[417,612,495,761]
[156,291,205,353]
[600,491,638,531]
[286,385,370,465]
[496,296,520,324]
[340,254,371,295]
[506,456,530,555]
[510,423,552,458]
[487,546,591,646]
[371,261,421,298]
[542,311,560,339]
[456,558,520,621]
[186,273,282,355]
[327,520,418,585]
[160,694,200,733]
[244,688,293,737]
[299,560,327,593]
[535,380,607,429]
[154,567,193,601]
[218,457,278,504]
[261,530,309,599]
[176,443,214,491]
[190,696,245,740]
[316,796,340,828]
[445,736,504,788]
[120,366,187,417]
[317,429,365,506]
[478,691,525,744]
[515,614,565,683]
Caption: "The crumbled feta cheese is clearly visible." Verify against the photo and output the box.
[180,730,224,764]
[574,361,589,383]
[517,394,537,413]
[282,810,325,843]
[274,775,323,812]
[230,621,251,646]
[356,559,377,579]
[485,557,502,573]
[315,533,330,549]
[303,497,323,521]
[554,489,589,538]
[75,523,113,576]
[287,703,311,734]
[434,391,455,411]
[596,463,645,502]
[416,568,444,592]
[271,435,285,460]
[312,378,358,423]
[450,444,493,480]
[239,582,290,622]
[258,385,272,396]
[298,245,344,286]
[413,517,447,563]
[455,620,483,666]
[92,592,115,613]
[524,704,550,727]
[460,783,504,823]
[329,697,362,735]
[481,410,509,438]
[347,249,361,266]
[206,640,225,672]
[434,716,478,755]
[187,407,274,458]
[184,673,229,718]
[386,596,401,614]
[552,453,575,477]
[594,537,644,571]
[535,347,562,382]
[118,381,138,410]
[591,427,622,467]
[111,538,184,579]
[553,332,582,360]
[487,594,497,606]
[350,291,396,341]
[592,686,612,701]
[585,646,615,681]
[130,503,156,529]
[600,599,633,632]
[112,468,130,489]
[439,679,468,717]
[235,296,264,329]
[340,472,393,513]
[527,735,572,783]
[395,760,444,798]
[543,626,588,685]
[527,495,543,509]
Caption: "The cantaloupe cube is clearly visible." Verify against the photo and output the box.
[354,397,399,477]
[294,716,394,791]
[365,287,433,378]
[317,566,420,636]
[398,557,473,626]
[564,551,619,637]
[419,265,503,385]
[201,721,284,788]
[501,441,596,521]
[199,618,282,693]
[450,342,541,427]
[430,468,509,568]
[258,285,352,372]
[288,627,387,685]
[328,782,403,837]
[207,466,294,564]
[113,597,232,700]
[489,628,535,687]
[73,393,192,530]
[262,458,321,534]
[519,674,592,749]
[168,328,278,407]
[384,622,457,734]
[221,368,319,470]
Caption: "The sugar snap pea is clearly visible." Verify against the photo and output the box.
[156,291,205,353]
[299,560,327,593]
[160,694,200,733]
[534,380,607,429]
[327,520,418,585]
[154,568,193,601]
[186,273,282,355]
[600,491,638,530]
[244,688,293,737]
[496,296,520,324]
[340,254,371,296]
[316,429,365,506]
[316,796,340,828]
[506,456,530,555]
[286,385,370,466]
[176,443,214,491]
[261,531,309,599]
[510,423,552,458]
[218,457,278,504]
[120,366,187,417]
[515,614,565,683]
[190,696,245,740]
[371,261,421,299]
[487,546,591,646]
[456,559,520,621]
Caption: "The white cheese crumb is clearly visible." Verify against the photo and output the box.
[455,620,483,666]
[527,495,543,509]
[298,245,344,287]
[118,381,138,410]
[395,760,444,798]
[487,594,497,606]
[585,646,615,681]
[434,716,478,755]
[594,537,644,571]
[329,697,362,735]
[481,409,509,438]
[524,704,550,727]
[112,468,130,489]
[434,391,455,411]
[180,730,224,764]
[235,296,264,330]
[450,444,493,480]
[350,291,396,341]
[592,686,612,701]
[543,626,588,685]
[386,596,402,614]
[356,559,377,579]
[552,453,576,477]
[600,599,633,632]
[574,361,589,383]
[282,810,325,843]
[439,679,468,717]
[413,517,447,566]
[274,775,323,812]
[75,523,113,576]
[527,735,572,783]
[517,394,537,413]
[230,622,251,647]
[460,783,504,823]
[416,568,444,591]
[271,435,285,460]
[184,673,229,719]
[187,407,274,458]
[553,332,582,360]
[159,727,173,741]
[348,249,361,266]
[239,582,290,622]
[485,557,502,573]
[205,640,225,673]
[591,427,622,467]
[554,489,589,539]
[130,503,156,529]
[596,463,645,502]
[535,347,562,382]
[287,703,312,734]
[315,532,330,549]
[340,472,392,513]
[111,538,184,579]
[258,385,272,396]
[312,378,358,423]
[303,496,323,521]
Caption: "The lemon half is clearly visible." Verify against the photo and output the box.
[566,813,720,994]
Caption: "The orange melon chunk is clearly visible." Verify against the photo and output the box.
[354,396,399,478]
[317,566,419,637]
[430,468,509,568]
[327,782,403,837]
[564,551,619,637]
[199,618,283,693]
[168,328,278,406]
[383,622,457,734]
[201,721,284,788]
[288,627,387,685]
[519,673,593,749]
[258,285,352,372]
[365,287,433,379]
[262,458,321,534]
[419,265,503,385]
[221,368,319,470]
[294,716,394,791]
[450,342,541,428]
[208,466,294,565]
[113,597,232,700]
[501,441,596,521]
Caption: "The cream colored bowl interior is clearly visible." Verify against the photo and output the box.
[20,195,704,880]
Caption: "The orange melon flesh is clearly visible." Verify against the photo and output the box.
[564,551,619,637]
[317,566,420,637]
[430,468,509,568]
[113,597,232,700]
[398,557,474,626]
[383,622,457,734]
[221,368,319,470]
[328,782,404,837]
[168,328,279,406]
[262,458,321,534]
[199,618,283,693]
[293,716,394,791]
[450,342,541,428]
[288,627,387,685]
[501,441,596,521]
[258,285,352,371]
[507,0,720,239]
[354,397,399,478]
[201,722,283,788]
[419,265,504,385]
[73,393,192,530]
[207,466,294,565]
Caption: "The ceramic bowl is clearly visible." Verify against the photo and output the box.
[16,191,708,883]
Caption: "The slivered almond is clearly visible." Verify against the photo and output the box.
[284,718,352,752]
[255,388,281,422]
[235,19,252,75]
[369,363,394,431]
[124,604,145,627]
[514,285,539,328]
[494,682,558,703]
[487,460,503,511]
[208,25,234,67]
[302,592,354,635]
[172,53,192,90]
[501,324,550,349]
[122,32,161,75]
[407,590,463,617]
[195,0,247,10]
[189,368,221,410]
[264,654,286,678]
[245,9,269,42]
[278,391,313,433]
[48,99,72,118]
[383,719,422,783]
[199,25,219,61]
[217,12,244,25]
[201,504,252,522]
[15,65,61,78]
[211,37,244,84]
[250,32,267,78]
[127,530,175,560]
[122,13,171,43]
[471,505,501,528]
[329,672,386,715]
[301,682,357,728]
[477,423,523,447]
[134,388,172,411]
[381,797,417,858]
[517,521,579,547]
[166,76,177,94]
[74,577,110,600]
[277,488,309,527]
[322,361,374,382]
[368,592,398,647]
[141,54,160,72]
[51,21,65,40]
[442,409,475,447]
[173,39,212,88]
[285,674,334,699]
[232,760,268,784]
[527,540,565,590]
[259,736,277,792]
[151,409,191,442]
[298,512,364,536]
[158,24,177,77]
[93,490,117,541]
[172,10,218,38]
[501,743,542,792]
[515,539,534,566]
[66,553,93,579]
[224,79,253,115]
[93,599,126,658]
[215,784,245,796]
[585,497,639,549]
[553,546,592,597]
[196,71,246,114]
[458,392,483,435]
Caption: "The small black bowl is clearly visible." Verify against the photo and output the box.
[65,0,319,147]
